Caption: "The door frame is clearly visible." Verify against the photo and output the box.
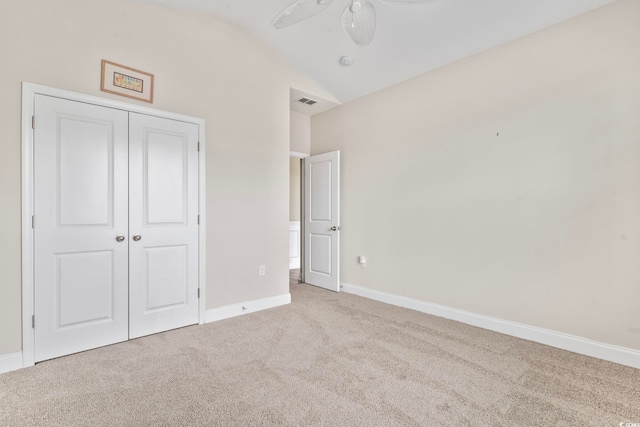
[21,83,207,368]
[289,151,309,283]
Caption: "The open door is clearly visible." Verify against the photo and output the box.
[304,151,340,292]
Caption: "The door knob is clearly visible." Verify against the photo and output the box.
[116,235,125,242]
[330,226,341,231]
[132,234,142,241]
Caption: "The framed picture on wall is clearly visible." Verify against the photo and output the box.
[100,60,154,103]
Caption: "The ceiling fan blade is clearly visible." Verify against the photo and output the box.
[378,0,432,5]
[271,0,334,29]
[341,0,376,45]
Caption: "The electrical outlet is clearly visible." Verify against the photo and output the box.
[359,256,367,268]
[259,265,266,276]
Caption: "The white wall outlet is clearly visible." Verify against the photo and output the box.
[359,256,366,268]
[259,265,266,276]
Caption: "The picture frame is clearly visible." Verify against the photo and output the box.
[100,60,154,103]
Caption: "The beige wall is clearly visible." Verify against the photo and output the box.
[290,110,311,154]
[312,0,640,350]
[289,158,301,222]
[0,0,335,355]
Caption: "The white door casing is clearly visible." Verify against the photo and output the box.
[304,151,340,292]
[128,113,200,339]
[33,95,130,362]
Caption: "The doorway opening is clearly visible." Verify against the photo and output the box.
[289,152,306,286]
[288,88,341,292]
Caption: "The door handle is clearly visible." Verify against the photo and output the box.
[116,235,125,242]
[132,234,142,241]
[330,226,341,231]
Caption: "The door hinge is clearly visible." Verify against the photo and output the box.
[197,288,200,299]
[31,215,35,229]
[32,315,35,328]
[197,215,200,225]
[197,141,200,152]
[32,116,35,130]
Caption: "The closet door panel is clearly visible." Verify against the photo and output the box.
[128,113,199,339]
[34,95,129,362]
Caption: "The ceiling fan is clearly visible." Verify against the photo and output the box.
[271,0,432,46]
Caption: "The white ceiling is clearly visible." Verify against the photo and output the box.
[133,0,615,106]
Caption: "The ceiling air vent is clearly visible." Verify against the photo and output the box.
[298,97,318,106]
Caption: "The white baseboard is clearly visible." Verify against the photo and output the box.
[341,282,640,370]
[0,352,23,375]
[205,293,291,323]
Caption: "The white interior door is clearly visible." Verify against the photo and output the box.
[128,113,200,339]
[304,151,340,292]
[34,95,129,362]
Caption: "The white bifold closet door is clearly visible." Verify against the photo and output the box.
[34,95,199,362]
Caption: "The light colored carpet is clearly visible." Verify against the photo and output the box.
[1,277,639,426]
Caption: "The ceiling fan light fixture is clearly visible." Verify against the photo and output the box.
[341,0,376,45]
[271,0,424,45]
[350,1,363,13]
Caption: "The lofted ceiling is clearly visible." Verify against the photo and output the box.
[132,0,615,109]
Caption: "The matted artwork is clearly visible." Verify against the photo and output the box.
[101,60,154,103]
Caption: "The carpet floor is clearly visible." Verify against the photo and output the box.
[1,279,639,426]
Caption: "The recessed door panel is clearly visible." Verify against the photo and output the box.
[309,234,332,276]
[57,251,114,327]
[310,161,332,222]
[129,113,199,339]
[58,117,113,227]
[34,95,129,363]
[145,246,187,312]
[145,131,187,225]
